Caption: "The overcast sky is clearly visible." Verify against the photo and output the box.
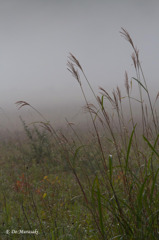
[0,0,159,129]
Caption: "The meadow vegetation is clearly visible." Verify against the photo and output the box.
[0,29,159,239]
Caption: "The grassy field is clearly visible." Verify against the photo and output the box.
[0,29,159,240]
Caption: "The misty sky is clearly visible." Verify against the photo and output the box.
[0,0,159,128]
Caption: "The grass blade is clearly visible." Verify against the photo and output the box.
[109,154,113,182]
[143,136,159,158]
[137,175,149,211]
[150,169,159,205]
[125,124,136,173]
[132,77,148,93]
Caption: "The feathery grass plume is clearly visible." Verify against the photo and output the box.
[15,101,30,109]
[120,28,135,49]
[16,101,62,146]
[125,71,130,96]
[116,86,122,103]
[131,52,137,69]
[99,87,115,106]
[67,54,108,172]
[16,101,48,122]
[112,89,119,111]
[68,53,98,104]
[121,28,146,134]
[68,53,83,72]
[83,103,97,115]
[120,28,139,65]
[121,28,158,135]
[67,61,81,86]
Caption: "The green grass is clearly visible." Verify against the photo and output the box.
[0,28,159,239]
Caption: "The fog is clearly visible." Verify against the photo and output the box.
[0,0,159,130]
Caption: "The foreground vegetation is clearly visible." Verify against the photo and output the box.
[0,29,159,239]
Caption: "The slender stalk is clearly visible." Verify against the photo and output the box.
[21,203,37,240]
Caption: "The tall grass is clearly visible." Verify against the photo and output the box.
[1,28,159,239]
[65,28,159,239]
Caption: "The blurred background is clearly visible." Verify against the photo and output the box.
[0,0,159,130]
